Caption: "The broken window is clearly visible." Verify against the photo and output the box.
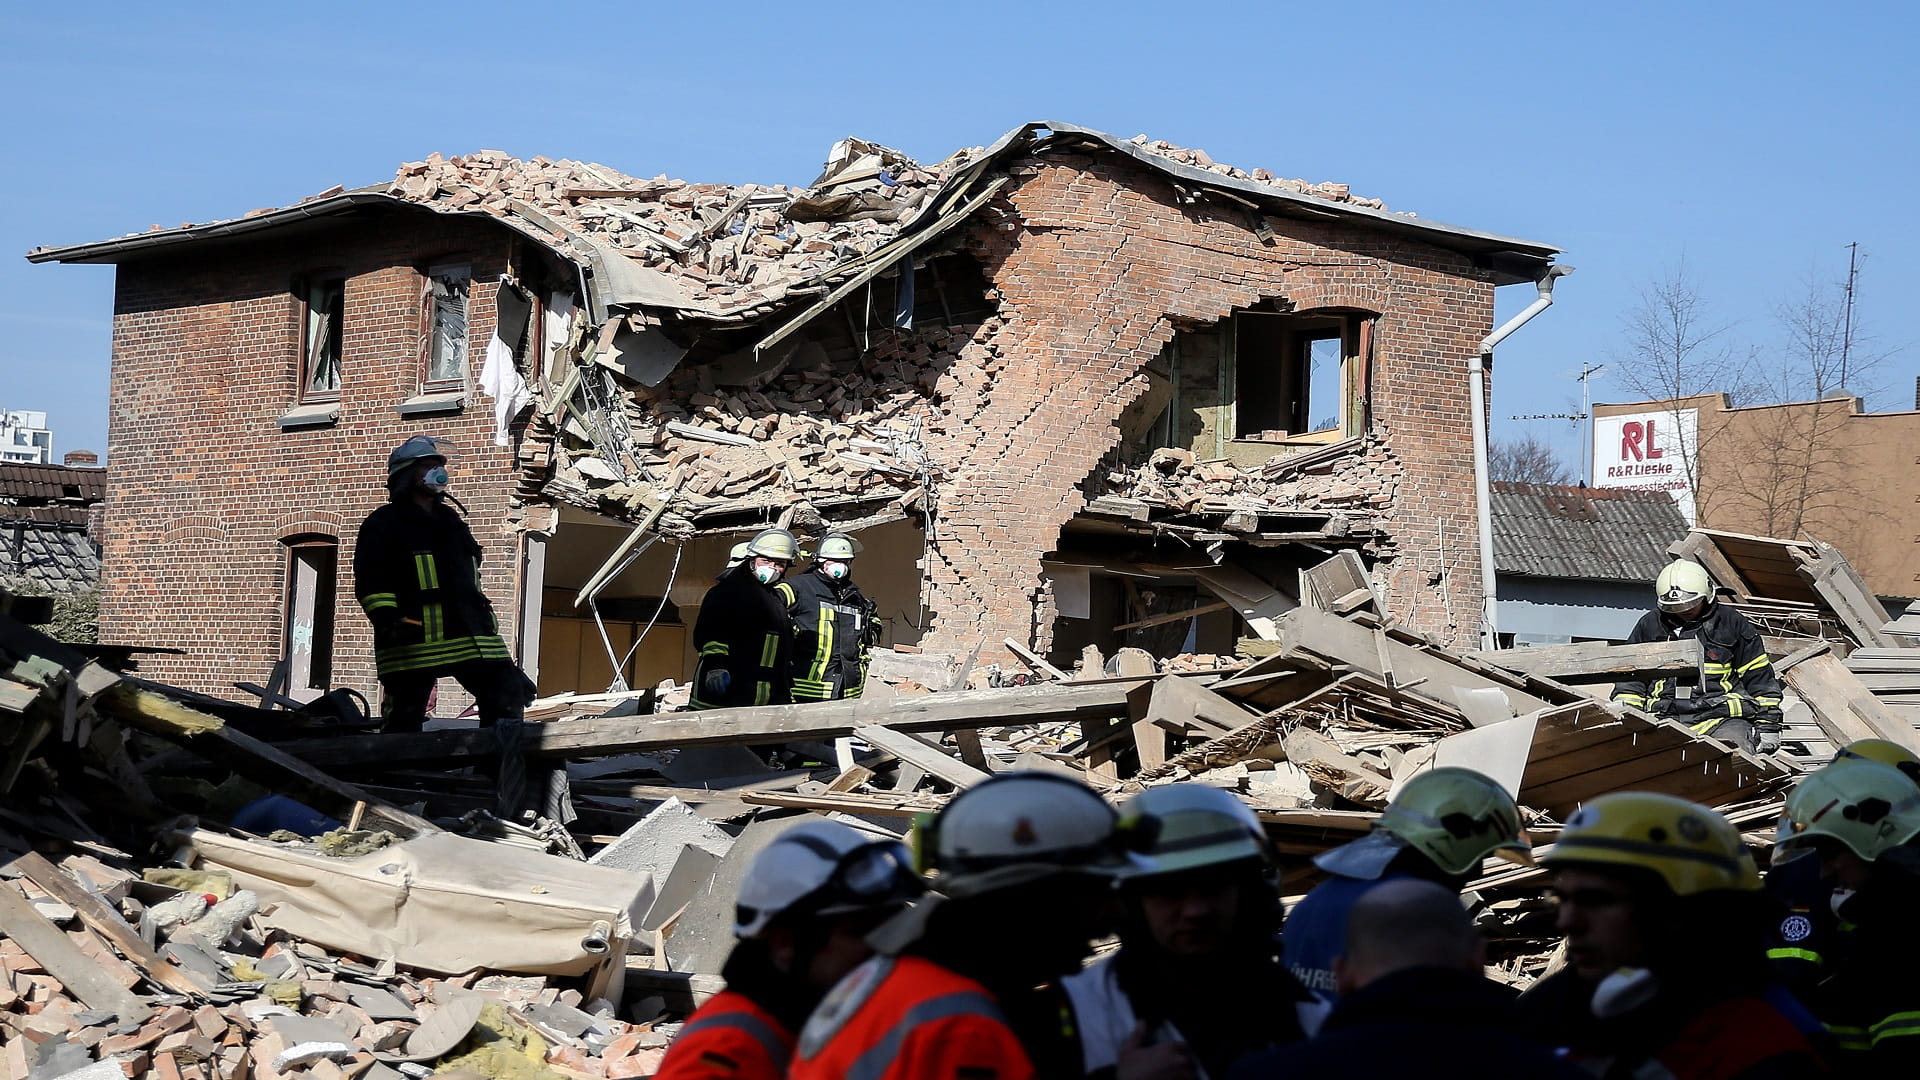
[300,275,346,400]
[1232,312,1364,440]
[1138,309,1372,459]
[424,264,471,389]
[284,537,338,699]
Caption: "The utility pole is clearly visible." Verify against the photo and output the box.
[1840,241,1859,390]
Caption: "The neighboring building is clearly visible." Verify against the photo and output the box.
[1491,482,1688,645]
[1,410,53,464]
[0,460,105,596]
[1593,393,1919,602]
[30,122,1561,706]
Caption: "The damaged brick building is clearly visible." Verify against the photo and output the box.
[29,121,1561,703]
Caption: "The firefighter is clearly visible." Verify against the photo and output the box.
[354,437,539,814]
[655,821,924,1080]
[720,541,750,578]
[690,528,798,710]
[1520,792,1827,1078]
[1766,740,1920,1006]
[782,533,880,702]
[1281,767,1531,998]
[790,772,1149,1080]
[1774,758,1920,1072]
[1062,784,1321,1079]
[1613,559,1785,755]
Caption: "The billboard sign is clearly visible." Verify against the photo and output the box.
[1592,407,1697,523]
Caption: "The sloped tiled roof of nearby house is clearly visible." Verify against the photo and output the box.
[0,519,101,595]
[1492,482,1688,583]
[0,462,105,505]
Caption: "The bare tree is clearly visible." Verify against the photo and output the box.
[1612,259,1752,521]
[1490,434,1574,485]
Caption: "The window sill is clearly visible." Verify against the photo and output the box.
[396,392,466,417]
[278,402,341,430]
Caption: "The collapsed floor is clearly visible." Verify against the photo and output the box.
[4,528,1917,1078]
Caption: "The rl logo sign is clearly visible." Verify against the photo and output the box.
[1621,419,1664,461]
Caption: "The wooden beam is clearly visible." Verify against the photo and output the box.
[1003,638,1069,681]
[7,851,210,999]
[1467,640,1700,681]
[1113,601,1231,633]
[281,681,1148,769]
[855,725,992,788]
[0,882,151,1024]
[1782,653,1919,752]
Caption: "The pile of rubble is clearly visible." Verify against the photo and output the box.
[386,138,956,315]
[9,529,1919,1076]
[1121,134,1388,210]
[1105,438,1402,522]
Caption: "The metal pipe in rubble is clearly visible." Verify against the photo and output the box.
[1471,264,1573,649]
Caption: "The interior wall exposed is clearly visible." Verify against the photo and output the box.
[535,508,929,696]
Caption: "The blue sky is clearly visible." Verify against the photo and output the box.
[3,3,1914,471]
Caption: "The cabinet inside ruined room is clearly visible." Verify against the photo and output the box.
[1124,308,1371,466]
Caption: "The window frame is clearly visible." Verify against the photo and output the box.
[1231,310,1372,443]
[296,272,348,403]
[282,535,339,700]
[422,261,474,394]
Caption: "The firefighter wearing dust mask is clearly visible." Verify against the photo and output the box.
[781,533,881,702]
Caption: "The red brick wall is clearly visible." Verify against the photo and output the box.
[102,212,532,708]
[915,154,1498,654]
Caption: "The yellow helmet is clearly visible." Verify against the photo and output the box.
[1544,792,1759,896]
[1655,559,1714,613]
[1777,759,1920,863]
[1836,739,1920,782]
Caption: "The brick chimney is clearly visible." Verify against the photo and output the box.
[64,449,98,466]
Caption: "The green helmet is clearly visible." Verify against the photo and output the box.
[386,436,451,486]
[1777,759,1920,863]
[1655,559,1714,613]
[1119,784,1269,879]
[1318,767,1530,879]
[817,533,860,561]
[745,528,799,561]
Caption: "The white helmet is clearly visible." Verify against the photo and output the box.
[733,821,924,938]
[1120,784,1270,879]
[918,773,1152,899]
[1655,559,1714,614]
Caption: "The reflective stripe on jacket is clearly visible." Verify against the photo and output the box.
[690,566,795,710]
[785,570,875,702]
[791,955,1032,1080]
[353,500,509,677]
[1611,604,1784,731]
[653,990,794,1080]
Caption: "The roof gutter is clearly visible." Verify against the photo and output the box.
[1471,264,1574,648]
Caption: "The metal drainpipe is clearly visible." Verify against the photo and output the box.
[1472,264,1573,648]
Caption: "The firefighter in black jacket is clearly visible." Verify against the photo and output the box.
[691,528,798,710]
[783,533,878,702]
[1612,559,1785,754]
[355,437,538,814]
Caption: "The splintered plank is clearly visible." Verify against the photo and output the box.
[0,882,151,1024]
[8,851,208,999]
[854,725,991,788]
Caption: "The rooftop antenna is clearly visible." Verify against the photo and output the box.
[1510,361,1605,482]
[1840,241,1860,391]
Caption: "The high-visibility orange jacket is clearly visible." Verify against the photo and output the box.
[790,954,1033,1080]
[654,991,795,1080]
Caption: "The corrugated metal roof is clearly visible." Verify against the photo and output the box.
[0,462,105,504]
[1491,482,1687,583]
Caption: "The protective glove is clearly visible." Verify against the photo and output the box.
[1756,729,1784,755]
[703,669,732,697]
